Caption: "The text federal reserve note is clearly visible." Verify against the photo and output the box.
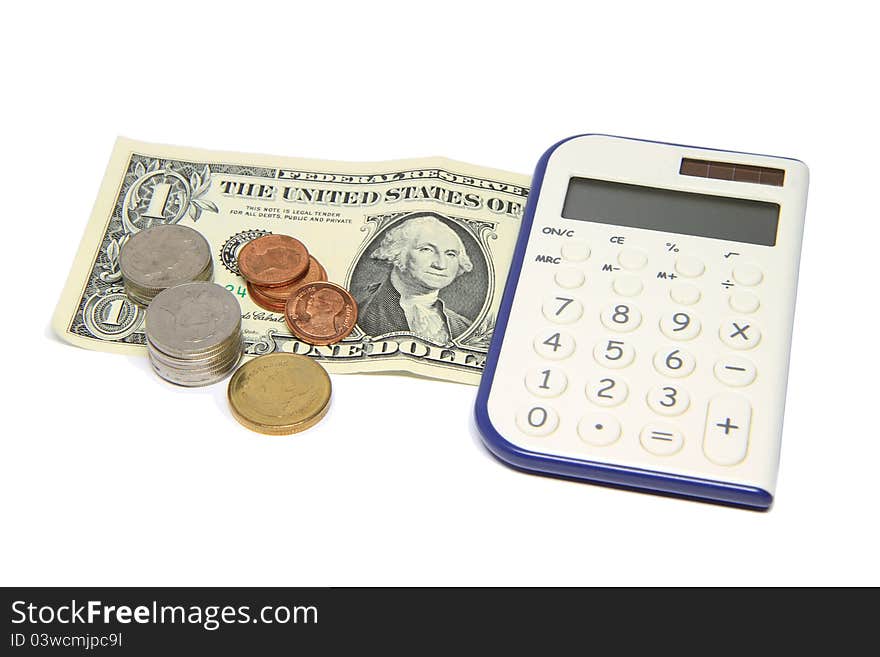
[52,138,530,384]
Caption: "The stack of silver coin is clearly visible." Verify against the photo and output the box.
[144,282,242,387]
[119,224,213,306]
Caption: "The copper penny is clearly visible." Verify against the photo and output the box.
[238,234,309,287]
[254,256,327,302]
[284,282,358,346]
[246,282,287,313]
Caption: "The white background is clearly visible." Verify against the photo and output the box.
[2,1,877,586]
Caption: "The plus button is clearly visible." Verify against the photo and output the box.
[716,417,739,435]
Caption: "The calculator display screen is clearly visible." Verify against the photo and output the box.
[562,177,780,246]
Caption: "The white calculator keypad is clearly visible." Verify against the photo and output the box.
[488,223,780,492]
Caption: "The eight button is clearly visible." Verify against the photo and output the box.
[601,303,642,332]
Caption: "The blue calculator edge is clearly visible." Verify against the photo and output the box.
[473,134,804,510]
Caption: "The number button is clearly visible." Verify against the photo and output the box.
[578,413,622,446]
[719,319,761,350]
[516,405,559,436]
[640,424,684,456]
[542,295,583,324]
[525,367,568,398]
[561,240,590,262]
[660,311,701,340]
[533,331,576,360]
[600,303,642,332]
[703,394,752,465]
[593,339,636,369]
[714,356,757,387]
[586,377,628,407]
[653,348,696,378]
[647,384,691,416]
[554,267,585,289]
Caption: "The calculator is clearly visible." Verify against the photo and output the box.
[474,134,808,509]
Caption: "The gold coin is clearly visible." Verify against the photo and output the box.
[227,353,331,435]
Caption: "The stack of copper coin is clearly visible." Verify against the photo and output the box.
[238,233,358,346]
[237,234,326,313]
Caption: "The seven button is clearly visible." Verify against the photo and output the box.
[542,294,583,323]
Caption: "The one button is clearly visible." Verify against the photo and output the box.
[578,413,622,446]
[733,263,763,286]
[713,356,757,387]
[600,302,642,332]
[647,384,690,416]
[703,393,752,465]
[675,255,705,278]
[719,319,761,350]
[554,267,585,289]
[729,291,760,314]
[669,283,701,305]
[586,377,628,407]
[516,405,559,437]
[525,367,568,398]
[561,240,591,262]
[653,348,696,378]
[618,248,648,270]
[593,338,636,369]
[542,294,583,324]
[612,274,644,297]
[533,330,576,360]
[640,424,684,456]
[660,310,701,341]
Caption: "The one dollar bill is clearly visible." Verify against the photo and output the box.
[52,138,530,385]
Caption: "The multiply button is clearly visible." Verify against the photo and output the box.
[720,319,761,350]
[733,263,763,286]
[561,240,591,262]
[703,393,752,465]
[542,294,584,323]
[578,413,621,446]
[640,424,684,456]
[675,255,705,278]
[516,405,559,437]
[618,248,648,270]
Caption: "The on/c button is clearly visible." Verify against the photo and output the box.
[561,240,591,262]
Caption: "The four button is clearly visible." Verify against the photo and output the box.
[533,330,576,359]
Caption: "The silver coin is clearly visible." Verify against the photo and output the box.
[148,350,241,387]
[120,225,212,304]
[145,282,241,358]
